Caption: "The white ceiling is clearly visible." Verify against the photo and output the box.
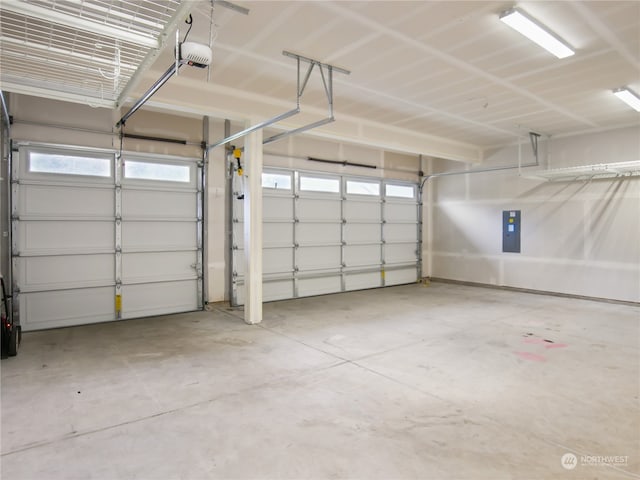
[1,0,639,157]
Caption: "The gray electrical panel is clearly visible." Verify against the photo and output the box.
[502,210,521,253]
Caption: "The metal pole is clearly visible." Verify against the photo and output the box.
[207,51,348,152]
[263,117,334,146]
[282,51,351,75]
[207,107,300,151]
[201,116,210,306]
[224,119,235,305]
[417,155,423,281]
[116,63,180,127]
[116,0,198,107]
[0,90,10,129]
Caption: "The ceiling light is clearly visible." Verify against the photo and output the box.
[613,87,640,112]
[500,8,575,59]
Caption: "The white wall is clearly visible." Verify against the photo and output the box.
[426,126,640,303]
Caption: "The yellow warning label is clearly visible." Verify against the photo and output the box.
[115,294,122,313]
[381,270,385,279]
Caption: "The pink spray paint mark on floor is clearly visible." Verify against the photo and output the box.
[514,351,546,362]
[545,343,568,349]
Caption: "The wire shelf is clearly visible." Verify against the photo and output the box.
[0,0,183,106]
[527,160,640,182]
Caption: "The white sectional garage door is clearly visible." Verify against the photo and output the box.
[232,168,419,305]
[13,144,202,331]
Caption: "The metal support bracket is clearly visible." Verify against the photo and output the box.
[207,107,300,151]
[529,131,541,163]
[116,62,182,127]
[207,51,350,151]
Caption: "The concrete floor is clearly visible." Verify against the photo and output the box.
[1,282,638,480]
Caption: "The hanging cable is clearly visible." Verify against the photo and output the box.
[207,0,217,82]
[182,14,194,42]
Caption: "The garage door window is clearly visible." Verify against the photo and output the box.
[124,161,190,183]
[262,172,292,190]
[300,175,340,193]
[29,152,111,177]
[385,184,415,199]
[346,180,380,196]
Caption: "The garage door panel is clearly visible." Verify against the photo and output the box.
[234,282,294,305]
[264,248,293,275]
[16,254,114,292]
[385,203,417,222]
[344,201,381,221]
[385,244,418,264]
[264,196,293,221]
[298,276,341,297]
[19,184,113,218]
[344,224,380,243]
[264,222,292,248]
[297,198,340,220]
[19,221,114,255]
[20,287,114,331]
[264,280,294,301]
[122,189,196,220]
[15,147,202,330]
[344,244,381,267]
[385,224,418,242]
[233,248,293,278]
[297,223,341,244]
[345,272,381,291]
[231,168,418,306]
[385,268,418,286]
[121,280,198,319]
[122,251,197,284]
[298,246,341,270]
[122,221,196,251]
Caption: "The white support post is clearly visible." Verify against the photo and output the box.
[243,123,263,324]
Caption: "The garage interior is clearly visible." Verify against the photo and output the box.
[0,1,639,479]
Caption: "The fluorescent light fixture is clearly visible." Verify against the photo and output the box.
[613,87,640,112]
[500,8,575,59]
